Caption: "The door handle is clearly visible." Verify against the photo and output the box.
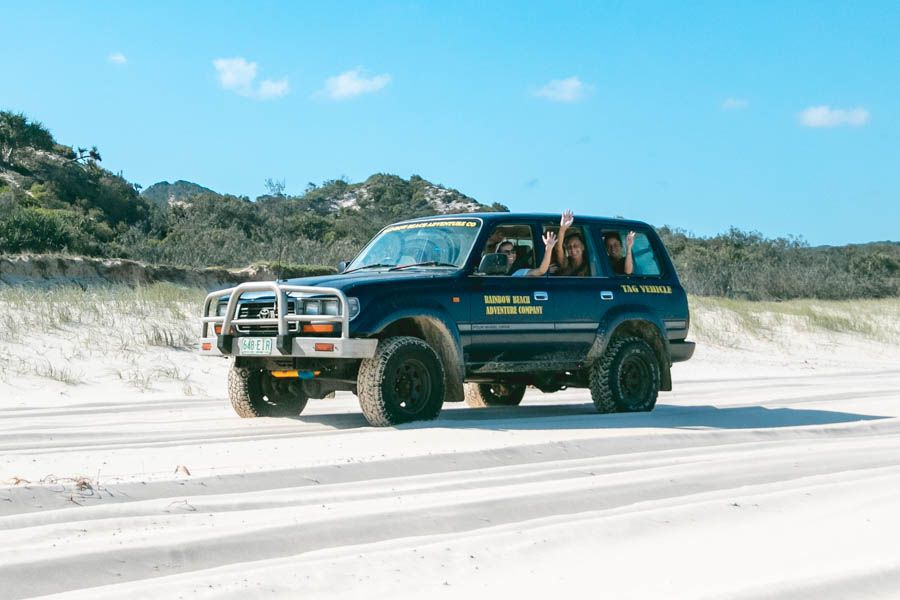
[601,291,614,300]
[534,291,549,301]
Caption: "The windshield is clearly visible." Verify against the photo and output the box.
[346,218,482,271]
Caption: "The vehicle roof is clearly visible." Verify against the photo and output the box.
[397,212,652,229]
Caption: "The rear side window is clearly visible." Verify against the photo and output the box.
[598,227,664,278]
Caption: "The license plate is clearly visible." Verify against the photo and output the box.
[240,338,273,355]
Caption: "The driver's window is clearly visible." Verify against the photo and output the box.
[482,224,536,275]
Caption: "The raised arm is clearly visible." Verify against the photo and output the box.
[624,230,635,275]
[554,209,574,271]
[526,231,558,276]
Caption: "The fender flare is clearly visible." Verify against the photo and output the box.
[587,306,672,392]
[369,308,466,403]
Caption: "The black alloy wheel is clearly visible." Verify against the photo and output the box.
[228,366,309,418]
[388,357,434,416]
[464,383,527,407]
[589,336,660,414]
[616,350,655,412]
[357,336,446,426]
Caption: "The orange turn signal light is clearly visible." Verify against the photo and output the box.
[271,370,299,378]
[201,342,212,351]
[214,325,222,335]
[314,343,335,352]
[303,323,334,334]
[272,370,321,378]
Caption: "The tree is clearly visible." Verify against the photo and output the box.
[263,178,291,261]
[69,146,102,164]
[264,178,286,197]
[0,111,55,164]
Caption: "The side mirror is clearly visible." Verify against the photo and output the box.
[477,253,508,276]
[337,260,349,273]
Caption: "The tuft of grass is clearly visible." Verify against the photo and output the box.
[153,362,191,381]
[125,369,153,391]
[31,360,84,385]
[142,324,193,349]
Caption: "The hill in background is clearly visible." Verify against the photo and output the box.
[1,109,898,300]
[141,180,219,206]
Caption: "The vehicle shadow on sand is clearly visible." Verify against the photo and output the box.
[294,403,890,431]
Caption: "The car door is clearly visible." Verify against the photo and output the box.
[532,219,609,362]
[590,223,675,328]
[463,221,557,367]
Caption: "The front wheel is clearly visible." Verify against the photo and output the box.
[228,366,309,418]
[464,383,526,407]
[589,336,660,413]
[357,336,445,427]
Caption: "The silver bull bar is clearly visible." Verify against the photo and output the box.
[199,282,377,358]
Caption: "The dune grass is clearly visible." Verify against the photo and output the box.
[689,295,900,346]
[0,283,206,387]
[0,283,203,349]
[1,283,896,386]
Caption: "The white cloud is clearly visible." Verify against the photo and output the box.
[108,52,127,65]
[722,97,749,110]
[800,105,869,128]
[321,68,391,100]
[535,77,590,103]
[257,78,290,99]
[213,57,288,100]
[213,58,258,93]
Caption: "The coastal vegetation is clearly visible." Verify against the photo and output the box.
[1,110,897,300]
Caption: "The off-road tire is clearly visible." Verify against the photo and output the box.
[228,365,309,418]
[589,336,660,414]
[357,336,445,427]
[464,383,527,408]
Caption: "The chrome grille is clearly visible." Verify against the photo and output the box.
[235,300,298,333]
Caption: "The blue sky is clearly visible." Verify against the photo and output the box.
[2,1,898,245]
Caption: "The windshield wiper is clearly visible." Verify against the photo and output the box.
[342,263,392,274]
[388,261,458,271]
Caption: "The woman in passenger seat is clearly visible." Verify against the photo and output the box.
[554,210,590,276]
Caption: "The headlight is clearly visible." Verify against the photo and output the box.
[321,299,340,316]
[297,296,359,319]
[348,297,360,320]
[301,299,320,315]
[216,301,228,316]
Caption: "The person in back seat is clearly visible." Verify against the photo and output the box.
[603,231,635,275]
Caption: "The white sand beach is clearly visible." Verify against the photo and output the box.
[1,289,899,599]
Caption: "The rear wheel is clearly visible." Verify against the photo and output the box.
[228,366,309,418]
[464,383,526,408]
[357,336,445,426]
[589,336,660,413]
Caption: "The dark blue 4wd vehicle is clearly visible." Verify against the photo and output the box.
[200,213,694,426]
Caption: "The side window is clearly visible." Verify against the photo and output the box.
[482,224,536,275]
[599,228,663,277]
[541,223,592,276]
[630,232,662,277]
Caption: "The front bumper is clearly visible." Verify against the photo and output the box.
[199,336,377,359]
[668,340,696,363]
[200,281,375,360]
